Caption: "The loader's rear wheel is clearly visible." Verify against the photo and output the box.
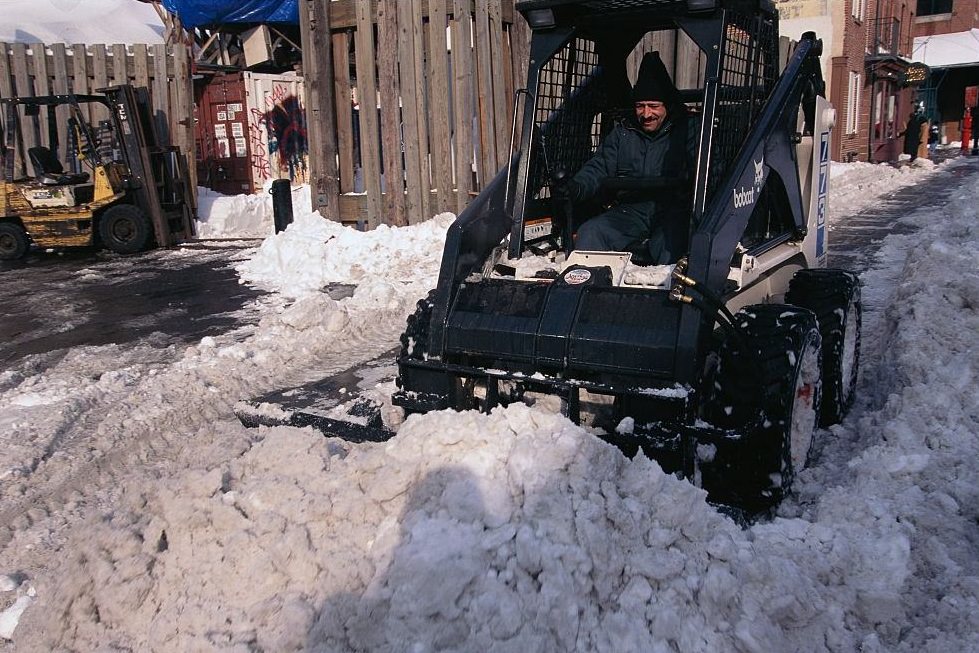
[0,222,29,260]
[99,204,152,254]
[703,305,822,512]
[786,269,861,426]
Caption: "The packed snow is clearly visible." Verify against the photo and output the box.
[1,155,977,652]
[0,0,165,45]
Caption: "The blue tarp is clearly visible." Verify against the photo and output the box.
[161,0,299,28]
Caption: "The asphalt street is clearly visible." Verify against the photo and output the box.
[0,240,264,368]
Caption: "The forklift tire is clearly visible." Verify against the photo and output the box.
[99,204,152,254]
[0,222,30,260]
[704,305,822,511]
[786,269,861,426]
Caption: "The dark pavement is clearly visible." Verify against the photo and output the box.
[0,240,264,368]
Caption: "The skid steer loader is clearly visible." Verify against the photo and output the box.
[0,85,195,260]
[237,0,862,512]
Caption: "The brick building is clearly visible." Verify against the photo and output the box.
[911,0,979,144]
[777,0,918,162]
[914,0,979,35]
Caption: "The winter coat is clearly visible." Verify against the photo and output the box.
[569,113,697,257]
[571,113,696,209]
[902,113,927,156]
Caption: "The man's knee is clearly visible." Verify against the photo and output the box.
[577,217,622,250]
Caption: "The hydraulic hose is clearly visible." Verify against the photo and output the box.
[669,261,749,352]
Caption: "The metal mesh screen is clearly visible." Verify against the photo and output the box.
[707,11,778,200]
[528,37,604,200]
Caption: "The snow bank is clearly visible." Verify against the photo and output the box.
[0,0,164,45]
[828,158,942,219]
[7,405,876,652]
[236,208,454,299]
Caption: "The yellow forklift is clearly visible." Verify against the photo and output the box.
[0,85,195,260]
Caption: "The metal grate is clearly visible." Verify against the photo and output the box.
[706,10,778,200]
[529,37,605,199]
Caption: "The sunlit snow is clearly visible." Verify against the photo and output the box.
[1,154,977,652]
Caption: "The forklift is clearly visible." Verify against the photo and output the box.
[0,84,195,260]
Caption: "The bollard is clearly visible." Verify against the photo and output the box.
[270,179,294,233]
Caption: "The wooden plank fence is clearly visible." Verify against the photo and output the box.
[0,41,194,191]
[333,0,529,227]
[0,7,796,234]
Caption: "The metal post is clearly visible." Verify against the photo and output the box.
[270,179,294,233]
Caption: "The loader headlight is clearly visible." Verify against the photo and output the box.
[525,8,555,29]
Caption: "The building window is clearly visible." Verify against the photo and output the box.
[916,0,953,16]
[847,72,861,135]
[852,0,866,21]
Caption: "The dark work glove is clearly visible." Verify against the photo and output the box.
[552,178,582,202]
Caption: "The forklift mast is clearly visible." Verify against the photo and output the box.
[100,85,196,246]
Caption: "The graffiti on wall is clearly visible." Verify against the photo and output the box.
[248,82,309,189]
[264,95,307,179]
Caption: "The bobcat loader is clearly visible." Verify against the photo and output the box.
[237,0,861,512]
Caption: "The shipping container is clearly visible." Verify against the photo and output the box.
[194,71,308,196]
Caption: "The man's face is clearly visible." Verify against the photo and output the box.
[635,101,668,133]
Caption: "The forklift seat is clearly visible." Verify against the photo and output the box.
[28,146,90,185]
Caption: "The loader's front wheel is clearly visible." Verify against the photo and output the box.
[786,269,861,426]
[400,289,437,360]
[0,222,30,260]
[703,305,823,512]
[99,204,152,254]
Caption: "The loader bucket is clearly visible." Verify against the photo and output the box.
[234,349,400,443]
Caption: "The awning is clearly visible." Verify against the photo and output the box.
[912,29,979,69]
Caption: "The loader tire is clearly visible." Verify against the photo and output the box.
[400,289,437,360]
[703,305,822,512]
[0,222,29,260]
[786,269,861,426]
[99,204,152,254]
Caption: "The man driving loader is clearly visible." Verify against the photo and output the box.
[556,52,696,264]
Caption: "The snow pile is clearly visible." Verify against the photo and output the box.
[9,405,889,652]
[195,182,316,240]
[828,158,942,218]
[236,209,454,299]
[0,0,165,45]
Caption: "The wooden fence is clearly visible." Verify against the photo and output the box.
[328,0,530,227]
[0,41,194,189]
[1,7,796,232]
[327,1,795,228]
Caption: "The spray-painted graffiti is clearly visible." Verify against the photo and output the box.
[248,111,272,181]
[247,82,308,189]
[263,95,307,180]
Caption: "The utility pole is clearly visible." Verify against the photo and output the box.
[299,0,340,220]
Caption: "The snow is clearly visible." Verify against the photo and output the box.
[0,0,165,45]
[1,155,978,651]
